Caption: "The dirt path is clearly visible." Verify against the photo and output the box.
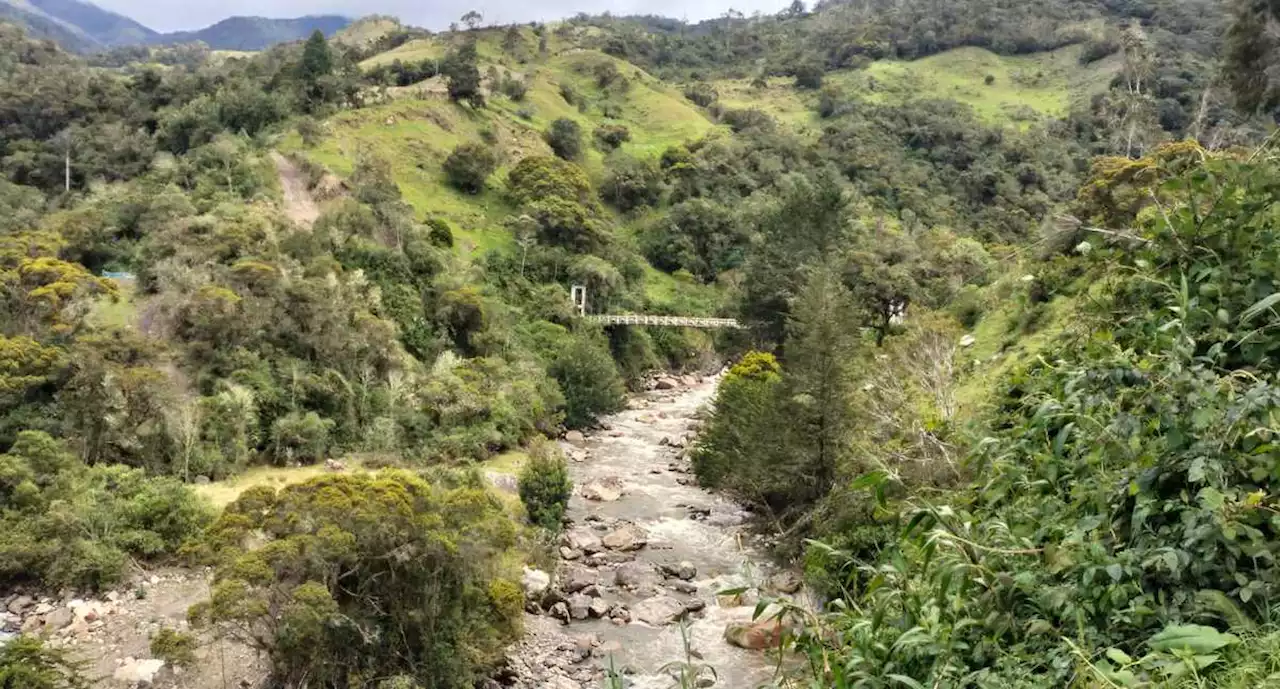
[271,151,320,229]
[502,377,798,689]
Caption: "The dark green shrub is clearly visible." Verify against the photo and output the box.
[426,217,455,247]
[443,142,499,194]
[683,83,718,107]
[498,75,528,101]
[517,440,572,530]
[545,118,584,160]
[601,154,663,211]
[0,635,90,689]
[269,411,334,464]
[149,628,197,668]
[549,329,625,429]
[720,108,774,133]
[593,124,631,150]
[794,63,824,89]
[192,472,521,689]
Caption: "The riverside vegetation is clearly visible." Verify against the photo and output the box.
[0,0,1279,686]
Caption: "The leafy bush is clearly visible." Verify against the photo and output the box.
[0,635,90,689]
[517,440,572,530]
[720,108,775,133]
[498,75,528,101]
[149,628,197,668]
[544,118,584,160]
[0,432,212,590]
[601,154,664,211]
[269,411,334,465]
[192,472,522,689]
[426,217,455,247]
[683,83,718,107]
[593,124,631,150]
[793,63,824,89]
[443,142,499,194]
[548,329,626,429]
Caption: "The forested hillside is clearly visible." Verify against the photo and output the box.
[1,0,1279,686]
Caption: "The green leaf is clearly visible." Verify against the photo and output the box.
[849,471,887,491]
[1241,292,1280,323]
[1105,648,1133,665]
[1147,624,1239,654]
[887,674,927,689]
[1106,563,1123,582]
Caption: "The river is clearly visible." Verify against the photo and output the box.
[502,376,793,689]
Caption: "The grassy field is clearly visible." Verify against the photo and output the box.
[829,45,1122,123]
[284,47,715,259]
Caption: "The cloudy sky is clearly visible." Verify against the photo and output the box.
[92,0,792,33]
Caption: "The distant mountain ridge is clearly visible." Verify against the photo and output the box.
[158,15,351,51]
[0,0,350,51]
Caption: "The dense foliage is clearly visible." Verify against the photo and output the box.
[518,440,573,531]
[193,471,522,689]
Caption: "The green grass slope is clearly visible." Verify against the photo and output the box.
[710,44,1123,128]
[284,46,714,258]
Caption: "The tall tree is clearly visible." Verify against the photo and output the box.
[298,30,335,112]
[443,39,484,108]
[1226,0,1279,114]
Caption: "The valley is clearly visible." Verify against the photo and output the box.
[1,1,1280,688]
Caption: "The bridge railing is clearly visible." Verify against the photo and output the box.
[581,314,741,329]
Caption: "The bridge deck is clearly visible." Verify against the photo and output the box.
[581,314,741,329]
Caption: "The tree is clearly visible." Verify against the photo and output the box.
[443,142,498,194]
[192,472,522,689]
[518,440,572,530]
[297,30,335,112]
[548,329,625,428]
[443,40,484,107]
[1226,0,1279,114]
[461,10,483,30]
[794,62,824,89]
[545,118,584,160]
[0,636,90,689]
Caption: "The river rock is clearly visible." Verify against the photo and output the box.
[634,596,686,626]
[113,658,166,686]
[581,478,623,502]
[588,598,610,618]
[608,604,632,623]
[561,565,597,594]
[5,596,32,615]
[769,570,804,595]
[669,580,698,595]
[44,607,73,631]
[614,561,660,589]
[550,602,570,624]
[522,567,551,599]
[559,547,582,560]
[602,523,647,551]
[563,528,603,554]
[725,620,786,650]
[660,561,697,581]
[567,594,592,620]
[565,431,586,446]
[655,377,678,390]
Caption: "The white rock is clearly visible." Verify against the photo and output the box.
[633,596,686,626]
[959,334,976,348]
[521,567,551,599]
[113,658,165,686]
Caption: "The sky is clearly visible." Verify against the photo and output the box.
[92,0,793,33]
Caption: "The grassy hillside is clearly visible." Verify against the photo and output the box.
[834,44,1122,122]
[285,46,715,259]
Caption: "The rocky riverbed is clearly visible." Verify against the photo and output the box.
[500,375,804,689]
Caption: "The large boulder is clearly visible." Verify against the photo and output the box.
[567,594,592,620]
[565,430,587,446]
[633,596,686,626]
[581,477,624,502]
[521,567,551,599]
[561,565,598,594]
[5,596,32,615]
[563,528,604,554]
[113,658,167,686]
[602,523,648,551]
[614,561,660,590]
[725,620,787,650]
[659,561,697,581]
